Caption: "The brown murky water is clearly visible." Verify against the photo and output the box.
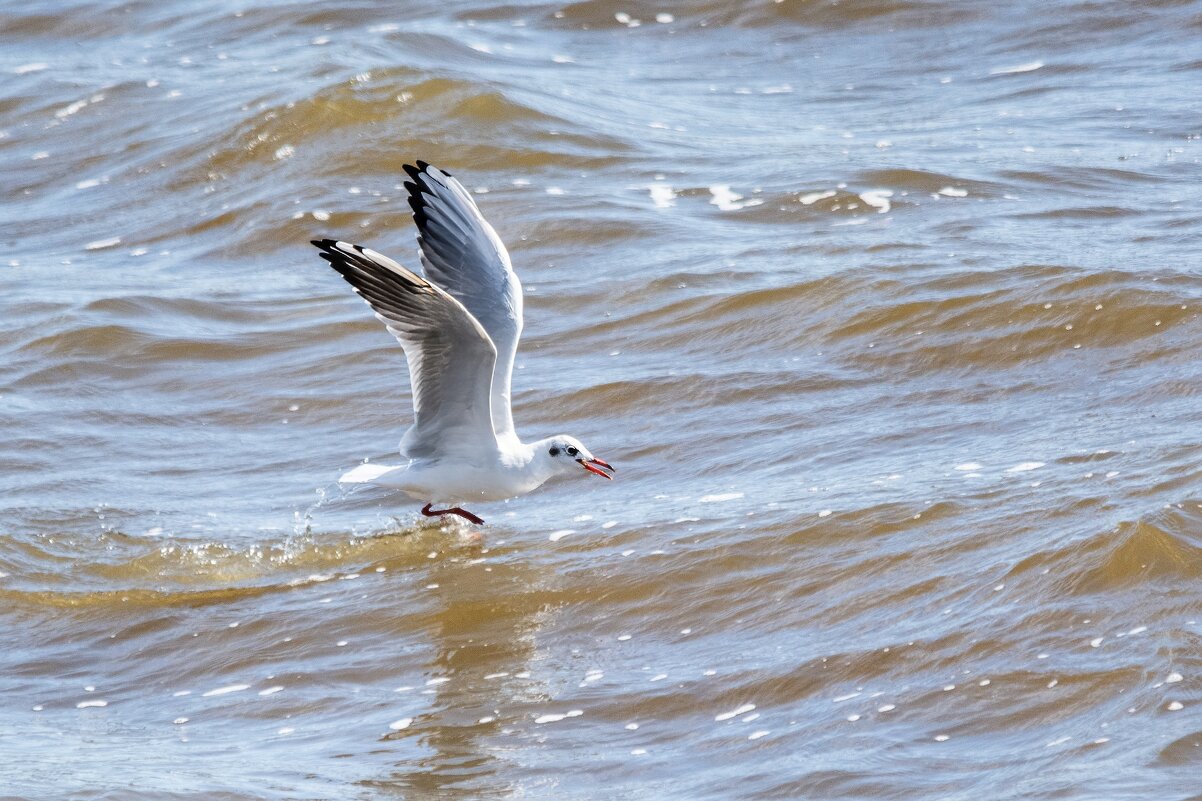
[3,1,1202,798]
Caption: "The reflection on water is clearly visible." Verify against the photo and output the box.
[371,555,554,797]
[3,0,1202,797]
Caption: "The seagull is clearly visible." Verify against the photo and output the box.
[312,161,614,525]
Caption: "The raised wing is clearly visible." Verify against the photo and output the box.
[313,238,498,459]
[403,161,523,441]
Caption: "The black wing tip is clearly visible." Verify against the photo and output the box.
[312,238,357,256]
[403,160,452,181]
[311,237,353,263]
[312,237,432,294]
[402,160,461,232]
[402,160,434,181]
[414,159,445,175]
[403,161,451,230]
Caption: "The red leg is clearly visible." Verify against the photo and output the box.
[421,503,485,525]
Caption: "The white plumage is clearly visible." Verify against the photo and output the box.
[312,162,613,524]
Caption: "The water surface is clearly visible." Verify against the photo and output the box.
[3,1,1202,798]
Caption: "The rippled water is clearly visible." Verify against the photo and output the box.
[4,1,1202,798]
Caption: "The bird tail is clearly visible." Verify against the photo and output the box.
[339,462,402,484]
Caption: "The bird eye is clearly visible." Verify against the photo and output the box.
[549,447,559,456]
[567,446,578,456]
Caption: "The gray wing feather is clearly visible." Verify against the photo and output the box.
[313,238,498,459]
[404,162,523,441]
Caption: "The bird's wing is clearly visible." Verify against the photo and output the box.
[313,238,498,459]
[403,161,523,441]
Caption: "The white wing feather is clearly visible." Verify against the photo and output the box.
[313,238,498,460]
[404,161,523,442]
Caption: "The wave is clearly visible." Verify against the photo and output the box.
[0,523,475,610]
[552,0,984,30]
[207,69,629,178]
[1003,502,1202,601]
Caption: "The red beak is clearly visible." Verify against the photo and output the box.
[577,457,615,480]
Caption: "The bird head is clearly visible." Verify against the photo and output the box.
[538,436,615,480]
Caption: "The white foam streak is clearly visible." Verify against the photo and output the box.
[715,703,756,721]
[699,492,743,503]
[800,190,836,205]
[535,710,583,724]
[859,190,893,213]
[202,684,249,697]
[648,184,676,208]
[990,61,1045,76]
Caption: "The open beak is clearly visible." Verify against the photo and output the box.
[577,457,615,480]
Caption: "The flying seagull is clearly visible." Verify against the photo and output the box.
[312,161,614,525]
